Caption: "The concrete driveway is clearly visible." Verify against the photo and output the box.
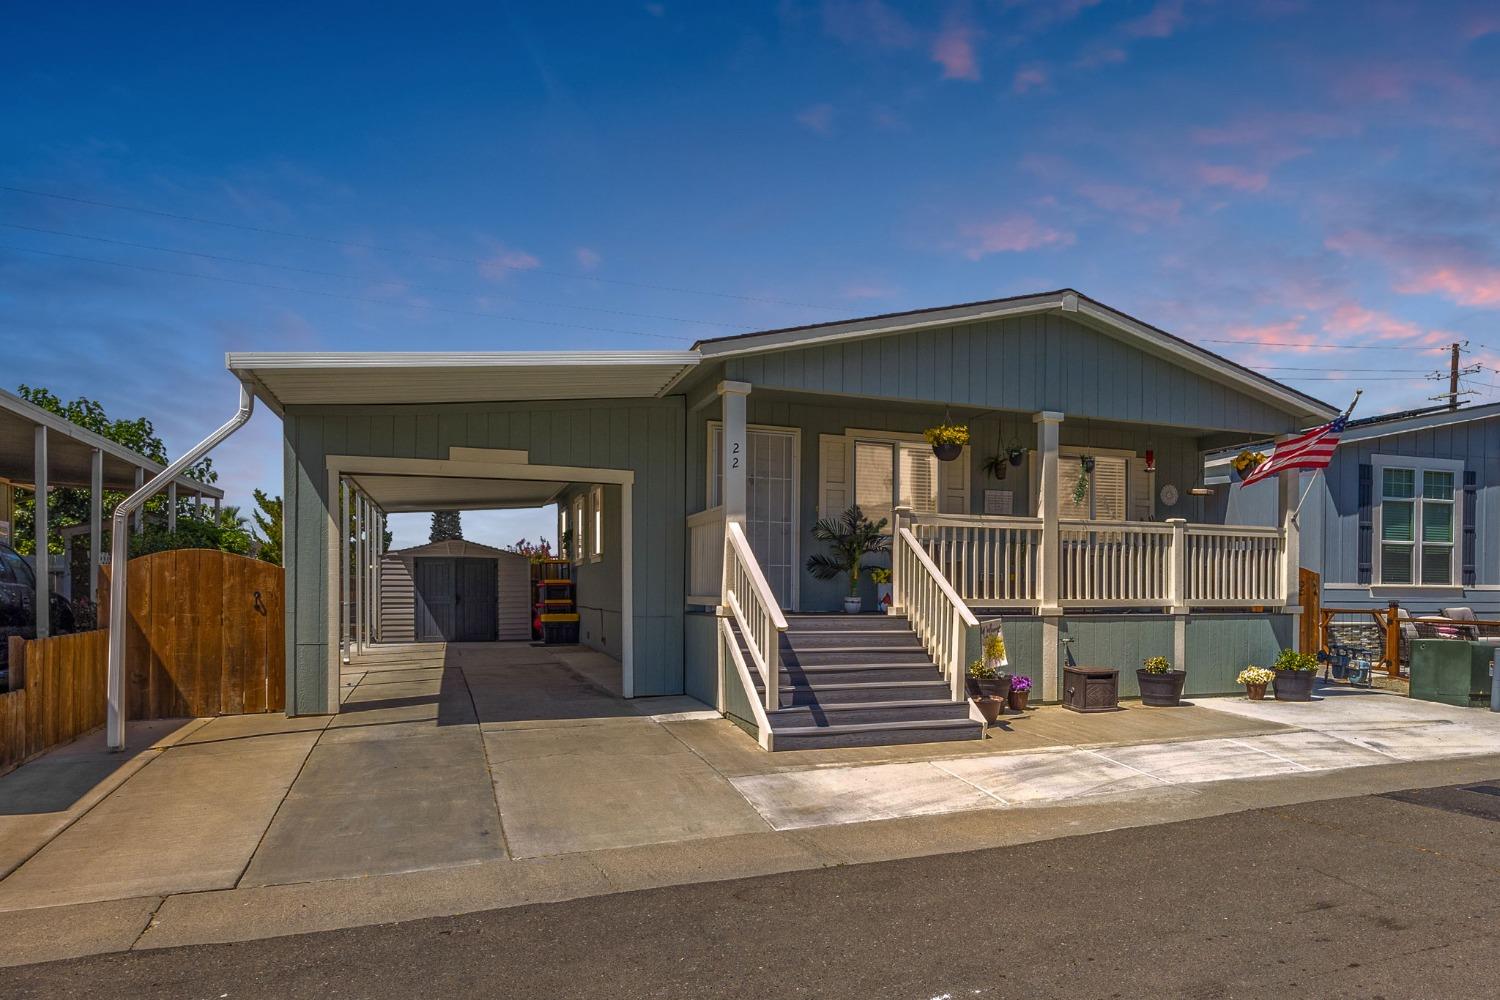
[2,642,1499,967]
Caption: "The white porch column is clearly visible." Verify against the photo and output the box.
[354,493,365,652]
[718,380,751,526]
[89,448,103,603]
[133,468,144,534]
[1166,517,1189,615]
[1034,411,1063,615]
[33,426,49,639]
[1278,450,1303,643]
[340,480,350,663]
[167,481,177,533]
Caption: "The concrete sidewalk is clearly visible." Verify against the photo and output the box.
[1,641,1498,968]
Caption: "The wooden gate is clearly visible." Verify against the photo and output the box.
[102,549,285,718]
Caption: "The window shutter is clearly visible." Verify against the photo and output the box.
[939,446,970,513]
[818,434,850,519]
[1127,457,1154,521]
[1462,469,1477,587]
[1357,463,1373,585]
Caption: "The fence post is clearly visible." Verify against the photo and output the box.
[1166,518,1189,614]
[1384,601,1401,677]
[6,635,24,690]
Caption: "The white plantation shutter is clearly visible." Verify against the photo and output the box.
[855,441,895,527]
[938,445,970,513]
[818,434,851,519]
[1059,455,1127,521]
[1127,457,1154,521]
[898,445,937,514]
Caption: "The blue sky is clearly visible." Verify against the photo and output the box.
[5,1,1499,547]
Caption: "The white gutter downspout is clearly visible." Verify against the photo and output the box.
[106,384,255,750]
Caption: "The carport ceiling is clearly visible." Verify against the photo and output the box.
[0,387,223,496]
[349,474,568,512]
[226,352,701,413]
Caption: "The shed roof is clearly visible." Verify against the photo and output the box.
[390,538,526,560]
[0,387,223,497]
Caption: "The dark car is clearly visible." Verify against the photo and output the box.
[0,542,77,690]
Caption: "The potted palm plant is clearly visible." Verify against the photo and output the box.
[1272,649,1319,702]
[1137,655,1187,707]
[1237,665,1274,701]
[924,422,969,462]
[806,506,890,613]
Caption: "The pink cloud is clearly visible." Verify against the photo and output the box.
[821,0,917,48]
[956,214,1074,258]
[931,22,981,81]
[796,103,835,134]
[1073,45,1126,69]
[1465,11,1500,39]
[1196,163,1269,192]
[575,247,601,271]
[1326,230,1500,310]
[1011,63,1049,93]
[1219,319,1322,353]
[477,247,540,280]
[1321,302,1450,345]
[1075,182,1182,229]
[1398,266,1500,308]
[1122,0,1186,38]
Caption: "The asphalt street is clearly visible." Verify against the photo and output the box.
[6,779,1500,999]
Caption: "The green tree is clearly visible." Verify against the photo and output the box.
[129,505,252,557]
[429,510,463,542]
[251,490,283,565]
[13,384,219,556]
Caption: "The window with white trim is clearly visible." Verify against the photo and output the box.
[1375,456,1461,586]
[590,485,604,561]
[557,504,570,557]
[1058,455,1128,522]
[572,494,586,564]
[853,440,937,532]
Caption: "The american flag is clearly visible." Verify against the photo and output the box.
[1240,413,1349,488]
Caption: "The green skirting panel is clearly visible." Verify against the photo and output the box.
[1184,614,1293,696]
[683,611,718,706]
[980,616,1043,695]
[1058,616,1175,699]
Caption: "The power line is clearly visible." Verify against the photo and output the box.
[1200,337,1451,352]
[1255,365,1439,373]
[2,221,744,331]
[0,184,838,311]
[0,244,695,343]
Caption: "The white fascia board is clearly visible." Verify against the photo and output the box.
[225,350,701,370]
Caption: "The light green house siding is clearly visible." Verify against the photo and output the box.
[282,398,685,714]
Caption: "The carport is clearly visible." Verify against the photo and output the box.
[228,351,697,716]
[0,386,223,636]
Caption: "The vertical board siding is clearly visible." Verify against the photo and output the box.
[724,313,1302,434]
[1183,614,1292,695]
[284,398,686,709]
[1,630,109,775]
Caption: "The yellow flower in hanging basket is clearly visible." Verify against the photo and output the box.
[1231,450,1267,475]
[923,423,970,447]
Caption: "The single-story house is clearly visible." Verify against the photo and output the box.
[378,539,531,643]
[230,288,1334,750]
[1211,400,1500,618]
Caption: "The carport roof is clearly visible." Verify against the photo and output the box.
[0,387,223,497]
[348,473,568,512]
[226,351,701,415]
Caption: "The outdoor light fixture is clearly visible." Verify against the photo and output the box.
[1187,486,1215,496]
[1144,449,1156,472]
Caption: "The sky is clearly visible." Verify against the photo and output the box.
[4,1,1500,548]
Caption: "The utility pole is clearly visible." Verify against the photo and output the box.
[1450,342,1461,411]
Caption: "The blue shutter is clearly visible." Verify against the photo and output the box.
[1462,469,1477,587]
[1357,463,1373,585]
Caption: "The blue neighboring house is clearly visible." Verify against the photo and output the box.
[1210,401,1500,617]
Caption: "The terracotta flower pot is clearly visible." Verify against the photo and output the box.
[1136,669,1187,707]
[1007,688,1030,712]
[1245,682,1267,701]
[973,695,1004,725]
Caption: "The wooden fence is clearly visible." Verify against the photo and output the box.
[2,630,109,775]
[102,549,285,719]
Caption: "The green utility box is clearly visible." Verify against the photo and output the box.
[1409,639,1494,708]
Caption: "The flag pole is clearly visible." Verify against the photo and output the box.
[1290,390,1362,524]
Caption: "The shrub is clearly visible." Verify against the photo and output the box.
[1142,656,1172,674]
[1274,649,1319,673]
[968,658,1000,679]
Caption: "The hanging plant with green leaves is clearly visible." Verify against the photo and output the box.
[1072,462,1091,505]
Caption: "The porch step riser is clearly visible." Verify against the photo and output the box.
[781,633,927,650]
[784,615,910,633]
[782,667,946,686]
[768,702,972,727]
[773,721,983,751]
[779,683,954,706]
[782,650,933,667]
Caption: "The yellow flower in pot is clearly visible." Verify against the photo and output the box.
[924,422,969,462]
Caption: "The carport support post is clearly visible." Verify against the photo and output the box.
[718,380,750,527]
[132,468,143,534]
[33,426,48,639]
[354,493,365,652]
[1034,411,1063,701]
[89,448,102,602]
[167,482,177,533]
[340,480,350,663]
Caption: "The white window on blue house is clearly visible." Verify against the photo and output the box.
[1375,456,1462,586]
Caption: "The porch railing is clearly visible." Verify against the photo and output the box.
[721,519,787,713]
[908,513,1286,611]
[686,505,725,605]
[894,525,978,701]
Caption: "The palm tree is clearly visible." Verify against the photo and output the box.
[805,506,890,597]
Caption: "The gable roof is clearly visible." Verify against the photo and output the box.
[687,288,1336,421]
[389,538,524,560]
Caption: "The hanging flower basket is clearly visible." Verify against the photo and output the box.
[1007,446,1025,467]
[1231,450,1267,479]
[924,422,969,462]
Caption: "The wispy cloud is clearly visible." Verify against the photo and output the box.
[477,246,541,280]
[1195,163,1269,192]
[955,214,1074,258]
[1122,0,1187,39]
[931,19,982,81]
[796,102,836,134]
[1011,63,1049,93]
[575,247,601,271]
[1398,266,1500,308]
[820,0,917,49]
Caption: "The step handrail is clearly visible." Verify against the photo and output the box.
[722,519,788,712]
[895,525,978,701]
[717,615,775,750]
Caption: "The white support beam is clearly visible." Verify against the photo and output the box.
[354,493,366,652]
[718,380,750,526]
[33,426,49,639]
[168,481,177,533]
[89,448,103,603]
[1034,411,1063,617]
[340,479,350,664]
[133,468,144,534]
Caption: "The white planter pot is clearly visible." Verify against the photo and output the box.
[842,596,863,614]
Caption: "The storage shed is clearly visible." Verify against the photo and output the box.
[379,539,531,643]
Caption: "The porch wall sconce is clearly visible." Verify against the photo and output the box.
[1144,449,1156,472]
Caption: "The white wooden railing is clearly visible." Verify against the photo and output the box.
[687,505,725,605]
[907,513,1286,611]
[894,525,979,701]
[722,519,787,714]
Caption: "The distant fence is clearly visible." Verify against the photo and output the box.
[102,549,285,718]
[2,630,109,775]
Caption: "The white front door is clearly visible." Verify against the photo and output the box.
[711,424,800,608]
